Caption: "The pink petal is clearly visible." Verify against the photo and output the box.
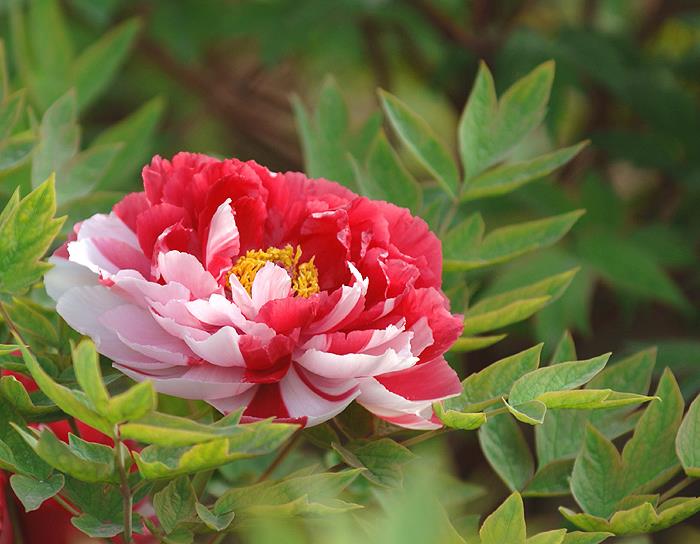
[100,304,193,365]
[307,264,367,333]
[136,203,187,258]
[111,270,190,308]
[294,342,416,381]
[204,198,240,279]
[55,285,163,368]
[356,377,441,430]
[279,366,360,426]
[251,262,291,310]
[186,294,246,328]
[77,213,140,249]
[45,257,99,301]
[157,250,220,299]
[183,326,245,367]
[116,363,254,400]
[375,357,461,401]
[113,192,150,231]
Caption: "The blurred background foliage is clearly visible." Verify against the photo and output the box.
[0,0,699,542]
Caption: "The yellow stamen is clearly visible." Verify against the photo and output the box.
[227,244,320,298]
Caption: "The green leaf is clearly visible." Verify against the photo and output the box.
[0,375,58,417]
[153,476,197,534]
[460,61,555,180]
[434,402,487,431]
[343,438,415,487]
[461,142,587,201]
[214,469,362,518]
[302,423,339,449]
[508,353,610,405]
[62,476,122,523]
[72,18,141,111]
[6,297,59,346]
[0,403,51,478]
[620,369,684,494]
[552,330,577,364]
[459,61,497,180]
[504,399,547,425]
[479,415,533,491]
[106,380,156,424]
[13,425,116,483]
[195,502,235,532]
[380,90,459,199]
[292,87,356,190]
[443,213,485,258]
[536,389,655,410]
[72,339,109,414]
[479,492,526,544]
[463,269,576,335]
[526,529,566,544]
[676,394,700,477]
[16,341,112,435]
[536,348,656,467]
[71,514,123,538]
[577,232,689,310]
[26,0,73,109]
[59,143,122,202]
[464,297,550,336]
[31,92,79,188]
[10,473,64,512]
[449,334,506,353]
[561,532,612,544]
[358,130,421,211]
[92,97,165,190]
[0,41,9,102]
[0,91,26,141]
[446,344,542,412]
[0,176,64,293]
[523,459,574,497]
[570,425,625,518]
[561,496,700,535]
[134,421,297,479]
[121,410,251,447]
[315,76,348,139]
[444,211,584,272]
[570,370,684,519]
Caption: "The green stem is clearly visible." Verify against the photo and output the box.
[207,533,226,544]
[485,405,509,417]
[256,430,302,482]
[438,198,459,237]
[53,493,80,516]
[114,431,133,543]
[660,476,695,502]
[0,302,25,348]
[401,428,450,448]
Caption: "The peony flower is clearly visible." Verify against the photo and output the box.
[46,153,463,429]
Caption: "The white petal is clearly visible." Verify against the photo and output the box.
[100,304,193,365]
[77,212,139,249]
[183,326,245,367]
[294,345,417,380]
[280,366,359,426]
[45,257,99,301]
[55,285,163,368]
[205,198,240,277]
[115,363,254,400]
[157,250,220,299]
[356,377,439,430]
[251,262,291,310]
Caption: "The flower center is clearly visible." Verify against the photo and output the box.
[227,244,319,298]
